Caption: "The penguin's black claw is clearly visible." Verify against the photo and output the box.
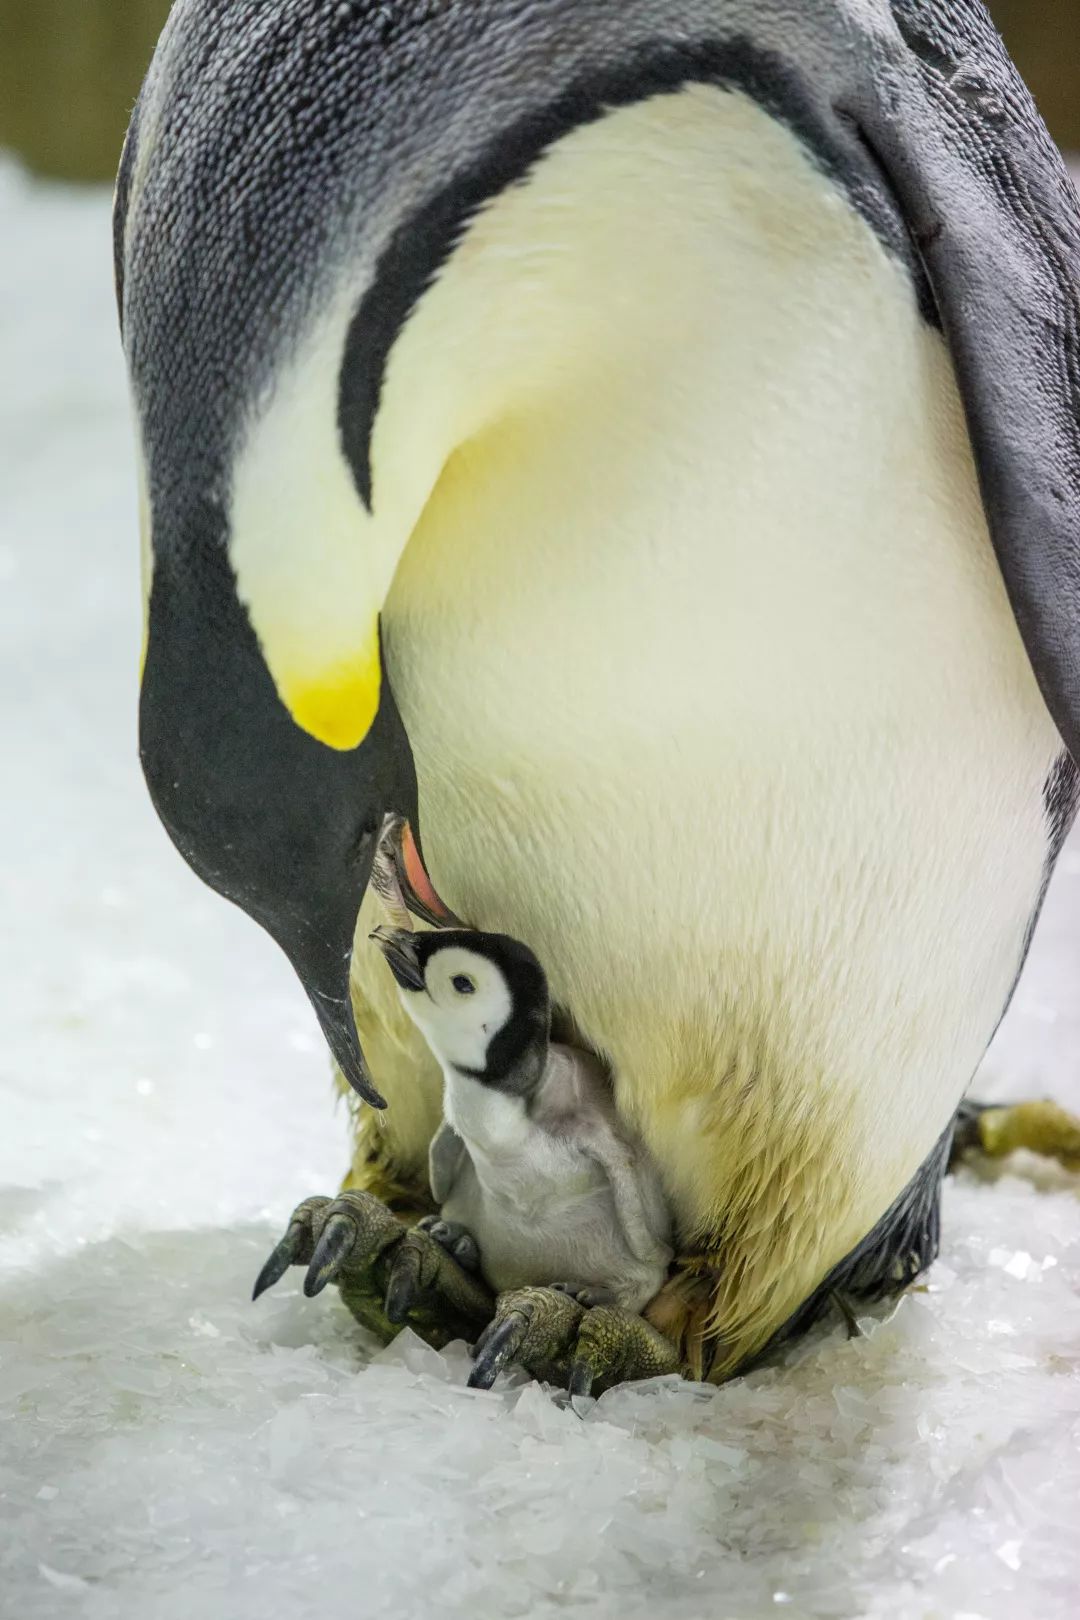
[467,1310,532,1390]
[382,1222,494,1327]
[253,1188,495,1352]
[252,1198,330,1300]
[383,1238,426,1323]
[304,1210,360,1297]
[467,1286,681,1396]
[252,1221,305,1300]
[253,1190,395,1306]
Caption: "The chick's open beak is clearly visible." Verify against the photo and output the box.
[371,926,425,992]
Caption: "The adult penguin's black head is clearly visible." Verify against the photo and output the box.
[113,3,460,1107]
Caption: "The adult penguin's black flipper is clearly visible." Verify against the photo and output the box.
[850,2,1080,764]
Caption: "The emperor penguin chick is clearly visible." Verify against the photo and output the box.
[372,926,673,1313]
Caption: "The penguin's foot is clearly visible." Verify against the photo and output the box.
[467,1285,681,1398]
[415,1215,482,1273]
[952,1098,1080,1173]
[253,1190,494,1349]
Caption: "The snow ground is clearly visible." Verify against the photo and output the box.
[1,158,1079,1620]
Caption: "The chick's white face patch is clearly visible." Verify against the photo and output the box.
[400,946,513,1074]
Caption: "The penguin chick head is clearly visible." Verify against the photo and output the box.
[373,929,550,1093]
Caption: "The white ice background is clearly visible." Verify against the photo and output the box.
[1,164,1079,1620]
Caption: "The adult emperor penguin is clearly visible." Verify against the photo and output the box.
[117,0,1080,1385]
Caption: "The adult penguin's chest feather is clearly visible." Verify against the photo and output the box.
[379,87,1061,1341]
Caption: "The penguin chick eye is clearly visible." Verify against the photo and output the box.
[451,974,476,996]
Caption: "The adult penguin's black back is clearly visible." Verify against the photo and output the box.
[117,1,1080,1375]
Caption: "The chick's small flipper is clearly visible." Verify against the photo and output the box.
[469,1285,680,1397]
[253,1189,493,1349]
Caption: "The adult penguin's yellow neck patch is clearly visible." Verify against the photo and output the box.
[224,321,393,755]
[224,295,443,760]
[279,640,382,752]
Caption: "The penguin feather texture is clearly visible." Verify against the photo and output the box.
[118,0,1080,1374]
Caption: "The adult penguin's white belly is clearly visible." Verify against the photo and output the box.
[379,86,1060,1356]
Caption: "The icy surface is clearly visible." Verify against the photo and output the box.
[2,160,1079,1620]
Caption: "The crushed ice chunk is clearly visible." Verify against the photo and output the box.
[266,1403,315,1483]
[399,1329,453,1381]
[188,1312,221,1338]
[987,1247,1038,1278]
[38,1565,89,1592]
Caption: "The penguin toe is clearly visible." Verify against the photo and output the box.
[381,1221,493,1337]
[252,1197,331,1300]
[253,1189,404,1302]
[467,1286,681,1396]
[253,1190,493,1350]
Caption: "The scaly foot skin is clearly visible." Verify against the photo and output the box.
[953,1099,1080,1173]
[468,1285,682,1397]
[253,1190,494,1350]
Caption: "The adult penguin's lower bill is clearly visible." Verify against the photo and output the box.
[117,0,1080,1383]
